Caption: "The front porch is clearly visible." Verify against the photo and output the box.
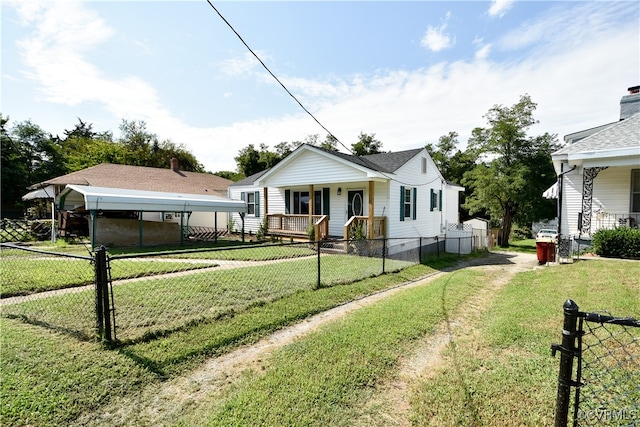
[264,181,386,240]
[266,213,386,240]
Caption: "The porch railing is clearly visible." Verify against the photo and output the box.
[266,214,323,237]
[592,212,639,231]
[344,216,386,241]
[315,215,329,241]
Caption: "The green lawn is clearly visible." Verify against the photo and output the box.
[3,253,413,343]
[504,238,537,253]
[0,261,441,427]
[0,247,218,297]
[1,256,638,426]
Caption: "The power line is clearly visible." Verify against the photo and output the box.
[204,1,440,188]
[204,0,351,153]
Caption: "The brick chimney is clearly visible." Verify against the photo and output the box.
[170,157,179,171]
[620,85,640,120]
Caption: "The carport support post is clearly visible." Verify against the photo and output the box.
[90,210,97,250]
[139,211,144,248]
[214,213,218,244]
[180,212,184,246]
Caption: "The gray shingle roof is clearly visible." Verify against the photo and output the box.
[231,145,425,185]
[39,163,232,197]
[309,144,423,173]
[554,113,640,156]
[229,169,270,187]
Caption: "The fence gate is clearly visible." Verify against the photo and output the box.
[552,299,639,427]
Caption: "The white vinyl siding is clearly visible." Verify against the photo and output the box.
[261,149,371,186]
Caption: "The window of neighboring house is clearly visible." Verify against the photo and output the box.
[247,192,255,215]
[632,169,640,212]
[241,191,260,217]
[400,186,417,221]
[430,189,443,211]
[421,157,427,174]
[404,188,412,218]
[293,191,309,215]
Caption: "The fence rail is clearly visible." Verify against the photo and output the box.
[552,300,640,427]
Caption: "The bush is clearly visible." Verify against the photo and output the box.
[592,227,640,259]
[510,224,531,240]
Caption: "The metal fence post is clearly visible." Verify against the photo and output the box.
[317,240,321,290]
[552,299,580,427]
[382,238,387,273]
[94,246,112,343]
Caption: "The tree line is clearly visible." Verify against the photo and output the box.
[1,115,204,215]
[1,94,560,246]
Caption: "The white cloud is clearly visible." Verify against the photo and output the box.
[7,1,638,173]
[218,51,267,77]
[475,43,492,60]
[488,0,515,18]
[420,12,454,52]
[496,2,634,54]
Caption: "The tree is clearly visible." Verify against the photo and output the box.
[1,115,30,214]
[462,95,559,247]
[0,116,67,214]
[235,144,262,177]
[320,134,339,151]
[426,131,478,221]
[214,170,244,182]
[351,132,383,155]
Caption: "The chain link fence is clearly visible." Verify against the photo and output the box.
[1,244,97,340]
[2,237,456,344]
[552,300,640,427]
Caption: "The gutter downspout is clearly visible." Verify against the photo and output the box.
[557,164,577,238]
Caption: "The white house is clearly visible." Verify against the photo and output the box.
[229,144,464,255]
[550,86,640,247]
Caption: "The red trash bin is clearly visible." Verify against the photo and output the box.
[547,242,556,263]
[536,241,548,264]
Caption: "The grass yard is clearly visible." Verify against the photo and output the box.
[191,258,639,427]
[505,238,537,253]
[1,254,638,426]
[1,260,442,426]
[0,247,218,297]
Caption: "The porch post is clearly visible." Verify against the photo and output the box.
[263,187,268,216]
[581,167,608,234]
[368,181,375,238]
[309,184,315,218]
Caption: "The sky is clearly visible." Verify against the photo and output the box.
[2,0,639,174]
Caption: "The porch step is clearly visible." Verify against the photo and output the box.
[320,240,346,253]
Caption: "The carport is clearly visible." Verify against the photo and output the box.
[57,185,247,248]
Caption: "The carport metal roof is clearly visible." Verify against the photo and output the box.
[59,185,247,213]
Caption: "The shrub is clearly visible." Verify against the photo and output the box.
[510,224,531,240]
[592,227,640,259]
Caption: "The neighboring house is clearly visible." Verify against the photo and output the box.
[229,144,464,255]
[27,159,244,246]
[550,86,640,243]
